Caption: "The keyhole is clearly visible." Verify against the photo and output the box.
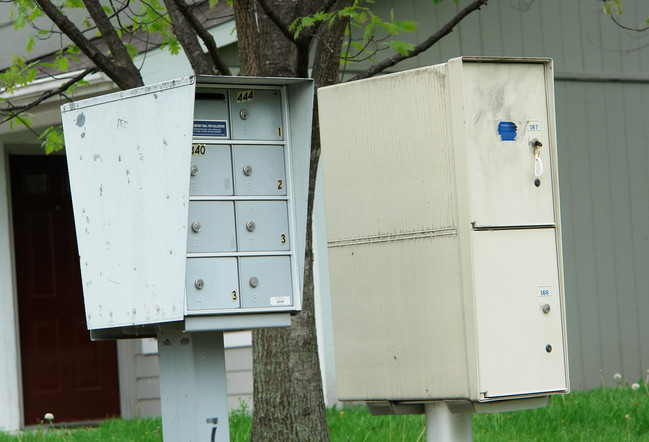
[534,178,541,187]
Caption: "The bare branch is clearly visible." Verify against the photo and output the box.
[171,0,232,75]
[256,0,297,43]
[1,67,98,125]
[81,0,142,87]
[34,0,142,89]
[609,12,649,32]
[349,0,488,82]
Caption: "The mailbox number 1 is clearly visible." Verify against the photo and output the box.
[192,144,206,155]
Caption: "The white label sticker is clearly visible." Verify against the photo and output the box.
[270,296,290,306]
[538,286,551,297]
[527,120,541,131]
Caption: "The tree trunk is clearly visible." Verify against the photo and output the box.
[232,0,352,439]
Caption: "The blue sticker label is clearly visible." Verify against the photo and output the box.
[498,121,517,141]
[193,120,228,138]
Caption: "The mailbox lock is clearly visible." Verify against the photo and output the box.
[541,304,551,314]
[249,277,259,288]
[190,165,198,176]
[545,344,552,353]
[191,221,202,233]
[194,279,204,290]
[243,165,253,176]
[239,109,249,120]
[534,178,541,187]
[246,220,256,232]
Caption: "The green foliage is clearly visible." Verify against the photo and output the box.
[0,54,37,94]
[602,0,624,15]
[39,125,65,154]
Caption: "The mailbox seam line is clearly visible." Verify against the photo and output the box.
[327,228,457,248]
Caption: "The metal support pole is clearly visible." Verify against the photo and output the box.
[158,328,230,442]
[425,402,472,442]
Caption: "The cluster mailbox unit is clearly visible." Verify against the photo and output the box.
[61,75,313,441]
[318,57,570,422]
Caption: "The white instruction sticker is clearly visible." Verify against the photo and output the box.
[270,296,291,306]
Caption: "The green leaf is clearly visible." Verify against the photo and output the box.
[40,125,65,154]
[124,43,138,60]
[389,40,415,56]
[26,35,35,53]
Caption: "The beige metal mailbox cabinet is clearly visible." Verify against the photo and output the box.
[318,57,569,413]
[61,75,313,338]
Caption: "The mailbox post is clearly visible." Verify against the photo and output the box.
[317,57,569,441]
[61,75,313,441]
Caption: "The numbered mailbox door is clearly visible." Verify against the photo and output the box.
[229,89,284,141]
[187,201,237,253]
[186,258,240,310]
[189,144,233,196]
[193,90,230,139]
[239,256,292,308]
[232,145,286,196]
[462,62,555,227]
[235,201,290,252]
[472,228,567,398]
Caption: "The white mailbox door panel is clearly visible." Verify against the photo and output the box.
[235,201,290,252]
[462,62,555,227]
[186,258,239,310]
[187,201,237,252]
[239,256,292,308]
[472,228,567,398]
[229,89,284,140]
[189,144,233,196]
[232,145,287,196]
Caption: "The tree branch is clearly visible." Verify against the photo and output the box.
[171,0,232,75]
[349,0,488,81]
[256,0,297,43]
[1,67,99,125]
[34,0,142,89]
[162,0,216,75]
[81,0,143,87]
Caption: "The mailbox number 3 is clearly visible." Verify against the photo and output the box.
[280,234,286,245]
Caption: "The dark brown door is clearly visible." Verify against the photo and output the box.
[10,155,120,425]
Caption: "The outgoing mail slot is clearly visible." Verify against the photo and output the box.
[187,201,236,252]
[186,257,239,310]
[193,90,230,139]
[229,89,283,141]
[232,145,286,196]
[239,256,292,308]
[189,144,233,196]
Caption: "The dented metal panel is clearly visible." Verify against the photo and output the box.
[62,78,195,329]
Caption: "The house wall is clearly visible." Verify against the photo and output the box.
[0,143,21,432]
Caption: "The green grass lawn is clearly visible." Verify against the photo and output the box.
[2,383,648,441]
